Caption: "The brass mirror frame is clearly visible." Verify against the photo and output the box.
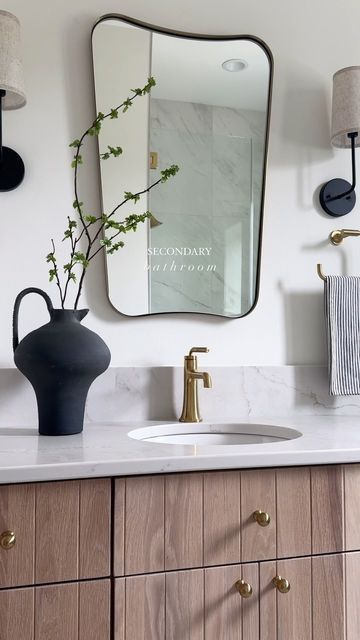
[91,14,274,319]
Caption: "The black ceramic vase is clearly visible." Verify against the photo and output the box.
[13,288,111,436]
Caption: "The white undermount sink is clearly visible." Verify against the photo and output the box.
[128,423,302,446]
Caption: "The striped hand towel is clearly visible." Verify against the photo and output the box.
[325,275,360,395]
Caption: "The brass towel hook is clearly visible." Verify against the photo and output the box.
[330,229,360,245]
[317,264,326,281]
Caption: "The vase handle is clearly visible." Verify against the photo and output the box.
[13,288,54,352]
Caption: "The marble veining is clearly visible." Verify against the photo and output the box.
[2,366,360,430]
[148,97,266,315]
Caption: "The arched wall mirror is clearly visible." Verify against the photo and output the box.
[92,16,273,317]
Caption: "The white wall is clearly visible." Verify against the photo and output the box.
[2,0,360,367]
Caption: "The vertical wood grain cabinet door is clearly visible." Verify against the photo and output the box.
[204,471,241,566]
[166,569,204,640]
[114,571,204,640]
[0,579,110,640]
[241,469,276,561]
[36,478,111,583]
[0,483,35,588]
[116,476,165,576]
[165,473,203,570]
[311,466,344,554]
[205,563,259,640]
[260,553,360,640]
[114,574,165,640]
[116,474,204,576]
[114,566,259,639]
[0,479,111,588]
[276,467,311,558]
[259,557,312,640]
[312,552,360,640]
[344,464,360,551]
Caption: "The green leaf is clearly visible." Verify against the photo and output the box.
[73,200,83,210]
[108,145,123,157]
[110,109,118,119]
[100,237,112,248]
[49,268,57,282]
[107,241,125,254]
[46,252,56,264]
[69,139,81,148]
[85,215,97,224]
[142,77,156,94]
[122,98,133,113]
[160,164,179,182]
[88,120,102,136]
[71,155,83,168]
[101,145,123,160]
[124,191,140,204]
[73,251,89,268]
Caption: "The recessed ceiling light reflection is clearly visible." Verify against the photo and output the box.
[221,58,248,72]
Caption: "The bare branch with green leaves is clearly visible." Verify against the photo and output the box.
[47,76,179,309]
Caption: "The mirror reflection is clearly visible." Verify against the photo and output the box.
[92,16,272,317]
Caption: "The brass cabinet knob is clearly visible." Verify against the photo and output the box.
[0,531,16,550]
[253,510,271,527]
[272,575,290,593]
[235,579,253,598]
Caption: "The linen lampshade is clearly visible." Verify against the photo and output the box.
[0,10,26,110]
[331,66,360,149]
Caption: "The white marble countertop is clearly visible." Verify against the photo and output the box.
[1,416,360,483]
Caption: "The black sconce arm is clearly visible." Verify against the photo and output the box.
[0,89,25,191]
[319,131,358,216]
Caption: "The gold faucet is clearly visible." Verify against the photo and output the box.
[179,347,212,423]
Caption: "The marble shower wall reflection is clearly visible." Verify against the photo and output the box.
[148,98,265,315]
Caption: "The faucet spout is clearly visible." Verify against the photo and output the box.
[201,371,212,388]
[187,370,212,388]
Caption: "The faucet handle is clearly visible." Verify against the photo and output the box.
[189,347,209,356]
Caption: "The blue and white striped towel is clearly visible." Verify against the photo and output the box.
[325,275,360,395]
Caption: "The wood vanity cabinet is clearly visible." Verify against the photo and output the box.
[0,478,111,640]
[0,579,111,640]
[1,464,360,639]
[113,464,360,639]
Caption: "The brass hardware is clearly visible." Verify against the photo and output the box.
[179,347,212,422]
[0,530,16,550]
[330,228,360,245]
[253,509,271,527]
[317,227,360,280]
[272,575,290,593]
[235,579,253,598]
[149,151,158,170]
[317,264,326,281]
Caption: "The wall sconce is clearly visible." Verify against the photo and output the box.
[0,10,26,191]
[320,66,360,217]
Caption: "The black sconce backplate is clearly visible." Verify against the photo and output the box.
[319,178,356,217]
[0,147,25,191]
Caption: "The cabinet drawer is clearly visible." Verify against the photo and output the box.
[114,564,258,640]
[0,478,111,588]
[0,579,110,640]
[113,465,360,575]
[114,468,314,574]
[260,552,360,640]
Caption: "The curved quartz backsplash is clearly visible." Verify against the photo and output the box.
[1,366,360,427]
